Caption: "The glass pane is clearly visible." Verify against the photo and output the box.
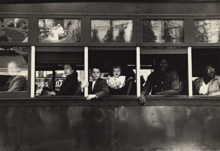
[143,20,184,43]
[0,47,28,93]
[91,20,133,43]
[0,18,28,42]
[194,20,220,43]
[38,19,81,43]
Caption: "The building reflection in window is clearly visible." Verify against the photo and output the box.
[143,20,184,43]
[91,20,133,43]
[195,20,220,43]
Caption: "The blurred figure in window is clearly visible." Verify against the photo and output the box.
[193,65,220,96]
[0,61,27,92]
[7,18,28,30]
[0,18,11,42]
[139,58,180,104]
[0,18,4,28]
[80,67,109,100]
[49,64,78,96]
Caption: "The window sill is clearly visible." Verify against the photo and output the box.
[0,95,220,106]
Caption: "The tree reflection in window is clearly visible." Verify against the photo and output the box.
[91,20,133,43]
[143,20,184,43]
[195,20,220,43]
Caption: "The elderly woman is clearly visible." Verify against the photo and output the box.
[193,65,220,96]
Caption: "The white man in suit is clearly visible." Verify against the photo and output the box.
[1,61,27,92]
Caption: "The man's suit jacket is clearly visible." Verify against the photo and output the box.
[89,78,109,98]
[57,72,78,95]
[3,75,27,92]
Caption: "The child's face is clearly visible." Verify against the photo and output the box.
[92,68,101,80]
[113,67,121,78]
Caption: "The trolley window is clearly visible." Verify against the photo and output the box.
[91,19,133,44]
[0,17,28,43]
[194,20,220,43]
[38,18,81,43]
[0,47,29,97]
[89,49,136,95]
[35,47,84,97]
[140,47,188,96]
[192,48,220,96]
[142,20,184,43]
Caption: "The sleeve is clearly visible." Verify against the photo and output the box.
[217,76,220,88]
[141,73,154,95]
[8,76,27,92]
[158,71,180,95]
[95,80,109,98]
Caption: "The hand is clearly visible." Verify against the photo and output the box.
[86,94,97,101]
[155,91,162,95]
[139,94,146,105]
[81,81,89,89]
[48,91,56,96]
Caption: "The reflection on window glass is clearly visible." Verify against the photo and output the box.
[140,53,188,95]
[0,18,28,42]
[0,47,28,92]
[89,50,136,95]
[91,20,133,43]
[192,49,220,96]
[38,19,81,43]
[194,20,220,43]
[35,65,84,96]
[35,71,53,96]
[143,20,184,43]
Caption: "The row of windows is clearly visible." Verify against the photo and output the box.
[0,46,219,98]
[1,18,220,43]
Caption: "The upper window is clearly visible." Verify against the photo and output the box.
[0,18,28,43]
[142,20,184,43]
[91,20,133,43]
[194,20,220,43]
[38,19,81,43]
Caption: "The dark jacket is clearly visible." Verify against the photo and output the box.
[57,72,78,95]
[88,78,109,98]
[3,75,27,92]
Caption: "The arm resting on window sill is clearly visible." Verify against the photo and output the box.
[208,91,220,96]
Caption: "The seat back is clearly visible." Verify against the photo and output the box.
[126,81,133,95]
[179,81,184,95]
[75,81,82,95]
